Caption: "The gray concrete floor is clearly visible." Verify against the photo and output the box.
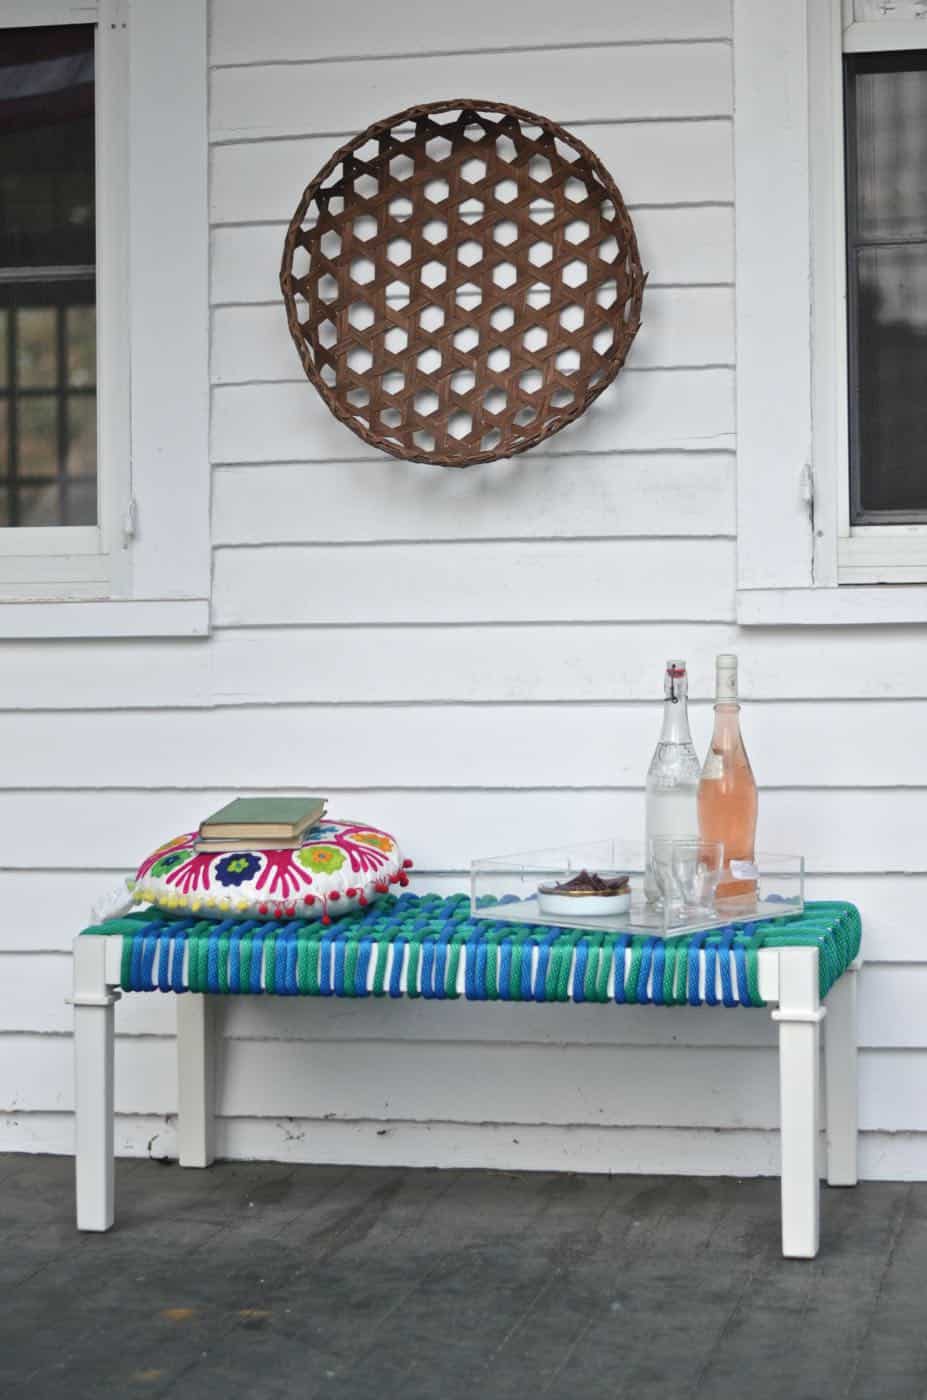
[0,1156,925,1400]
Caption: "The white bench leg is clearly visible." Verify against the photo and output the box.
[772,947,824,1259]
[177,994,217,1168]
[72,937,120,1231]
[825,959,859,1187]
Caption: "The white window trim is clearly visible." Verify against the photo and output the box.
[0,0,209,638]
[734,0,927,625]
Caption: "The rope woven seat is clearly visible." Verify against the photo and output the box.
[72,893,862,1255]
[79,893,860,1007]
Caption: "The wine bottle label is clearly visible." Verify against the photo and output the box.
[702,750,724,780]
[730,860,759,880]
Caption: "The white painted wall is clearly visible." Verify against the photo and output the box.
[2,0,926,1180]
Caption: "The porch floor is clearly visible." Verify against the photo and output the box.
[1,1156,925,1400]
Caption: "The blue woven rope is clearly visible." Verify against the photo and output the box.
[613,934,631,1004]
[80,895,861,1005]
[718,927,736,1007]
[651,940,666,1006]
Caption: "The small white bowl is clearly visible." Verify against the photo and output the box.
[537,888,631,918]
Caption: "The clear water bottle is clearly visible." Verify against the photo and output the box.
[644,660,701,903]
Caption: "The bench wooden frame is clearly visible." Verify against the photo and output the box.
[71,937,860,1257]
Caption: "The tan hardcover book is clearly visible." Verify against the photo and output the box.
[194,836,305,854]
[198,796,326,841]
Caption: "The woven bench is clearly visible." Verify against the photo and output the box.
[72,894,862,1258]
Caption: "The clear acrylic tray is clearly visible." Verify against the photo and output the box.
[470,838,804,938]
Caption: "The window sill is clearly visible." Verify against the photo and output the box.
[737,585,927,627]
[0,596,210,639]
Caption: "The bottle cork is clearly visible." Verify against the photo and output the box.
[715,653,738,702]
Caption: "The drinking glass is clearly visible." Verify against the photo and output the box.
[648,837,724,929]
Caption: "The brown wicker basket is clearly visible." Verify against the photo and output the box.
[280,99,646,468]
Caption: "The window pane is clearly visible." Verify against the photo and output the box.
[66,395,95,476]
[17,395,57,478]
[851,58,927,242]
[66,305,94,386]
[0,27,94,268]
[0,26,96,528]
[19,484,63,527]
[16,307,56,387]
[855,244,927,515]
[64,478,95,526]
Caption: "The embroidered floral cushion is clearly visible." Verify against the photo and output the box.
[131,820,410,923]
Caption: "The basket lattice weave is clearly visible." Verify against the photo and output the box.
[280,99,646,468]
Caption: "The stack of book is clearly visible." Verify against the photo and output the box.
[194,796,327,854]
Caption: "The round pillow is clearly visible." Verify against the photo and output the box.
[130,819,410,923]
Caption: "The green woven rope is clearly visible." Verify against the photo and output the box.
[82,897,861,1005]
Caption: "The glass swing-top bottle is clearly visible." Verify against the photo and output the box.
[643,660,701,903]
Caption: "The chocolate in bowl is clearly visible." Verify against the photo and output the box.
[537,870,630,898]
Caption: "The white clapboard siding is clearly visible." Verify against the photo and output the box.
[199,623,927,703]
[210,0,732,65]
[1,870,134,952]
[212,371,736,464]
[211,539,735,626]
[0,1036,176,1116]
[0,1114,179,1161]
[212,455,735,544]
[3,788,927,874]
[11,626,927,712]
[210,290,734,388]
[1,1113,924,1184]
[2,868,924,962]
[0,956,175,1038]
[210,123,733,225]
[210,47,731,144]
[211,1123,927,1182]
[210,208,735,307]
[6,0,927,1186]
[3,1032,923,1132]
[9,701,927,791]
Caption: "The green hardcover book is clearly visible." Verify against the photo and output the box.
[199,796,327,840]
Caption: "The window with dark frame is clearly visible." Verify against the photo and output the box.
[845,50,927,524]
[0,24,96,529]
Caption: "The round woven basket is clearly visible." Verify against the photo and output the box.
[280,99,646,468]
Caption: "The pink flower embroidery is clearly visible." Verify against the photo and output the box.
[255,850,314,899]
[165,852,216,895]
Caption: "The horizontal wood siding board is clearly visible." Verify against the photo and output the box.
[0,869,135,951]
[211,372,736,464]
[4,1111,927,1181]
[6,955,922,1049]
[1,1113,924,1181]
[211,539,736,626]
[210,0,733,65]
[12,700,927,790]
[13,627,927,709]
[4,788,927,872]
[211,456,736,544]
[209,45,732,143]
[210,209,735,306]
[209,122,733,224]
[210,289,735,387]
[3,1034,921,1131]
[199,1122,927,1180]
